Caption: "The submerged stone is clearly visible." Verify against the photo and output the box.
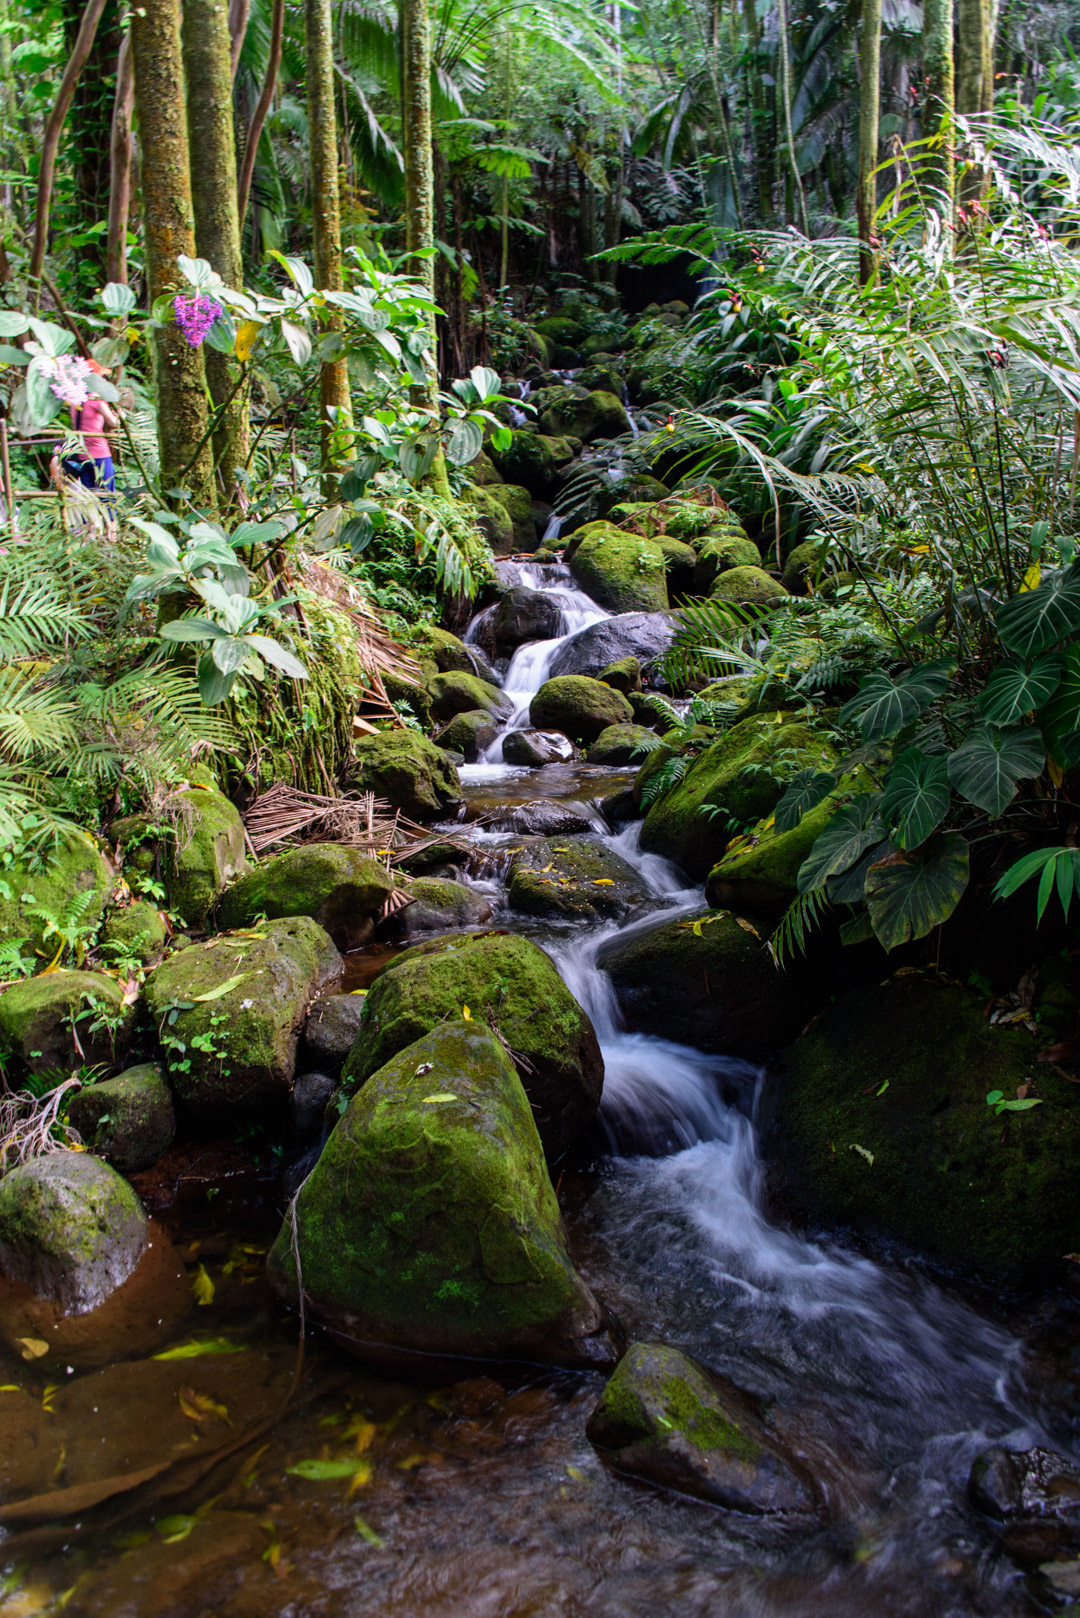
[268,1021,614,1367]
[588,1342,813,1515]
[508,836,650,924]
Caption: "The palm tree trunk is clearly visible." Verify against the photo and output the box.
[305,0,352,473]
[183,0,248,504]
[856,0,882,284]
[923,0,955,214]
[401,0,451,498]
[105,32,133,284]
[130,0,215,506]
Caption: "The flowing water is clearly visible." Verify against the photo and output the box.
[2,569,1074,1617]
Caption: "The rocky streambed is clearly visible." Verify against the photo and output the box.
[2,562,1080,1617]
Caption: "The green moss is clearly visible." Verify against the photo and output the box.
[711,565,789,606]
[508,836,649,923]
[569,524,669,613]
[593,1343,761,1462]
[469,486,515,555]
[483,483,537,550]
[433,709,497,761]
[217,844,394,950]
[598,657,642,693]
[491,432,576,498]
[66,1063,175,1173]
[0,833,112,957]
[99,900,168,966]
[704,773,865,914]
[349,729,461,821]
[167,786,248,929]
[428,671,512,724]
[782,539,827,595]
[0,969,134,1077]
[267,1020,606,1364]
[773,975,1080,1279]
[0,1152,148,1314]
[539,389,630,442]
[530,675,634,744]
[340,930,602,1158]
[586,723,658,765]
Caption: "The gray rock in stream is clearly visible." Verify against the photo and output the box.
[548,612,676,682]
[508,837,650,923]
[502,729,579,766]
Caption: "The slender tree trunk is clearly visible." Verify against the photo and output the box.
[227,0,249,78]
[69,0,120,279]
[305,0,352,473]
[183,0,247,503]
[29,0,110,294]
[130,0,215,506]
[856,0,882,284]
[741,0,771,221]
[236,0,283,232]
[957,0,994,206]
[105,32,134,284]
[775,0,809,234]
[402,0,451,497]
[923,0,955,213]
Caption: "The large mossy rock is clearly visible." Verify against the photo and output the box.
[350,730,461,822]
[433,708,498,762]
[588,1342,813,1515]
[586,723,657,765]
[0,970,134,1076]
[0,833,113,956]
[508,837,650,924]
[99,899,168,967]
[569,523,669,614]
[341,931,603,1159]
[549,612,674,680]
[0,1153,148,1315]
[428,670,513,724]
[167,787,248,929]
[694,535,763,595]
[67,1063,175,1173]
[406,622,486,680]
[145,917,342,1109]
[539,389,631,442]
[267,1021,613,1367]
[782,539,827,595]
[530,675,634,745]
[770,975,1080,1280]
[469,486,516,555]
[655,536,697,599]
[217,844,394,951]
[491,431,576,499]
[600,909,811,1057]
[640,715,836,879]
[382,877,493,939]
[704,781,852,916]
[484,482,538,550]
[711,566,789,607]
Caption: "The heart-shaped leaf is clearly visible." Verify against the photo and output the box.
[797,795,884,893]
[880,747,950,849]
[947,724,1044,815]
[772,768,838,834]
[996,565,1080,657]
[865,833,970,950]
[978,654,1064,725]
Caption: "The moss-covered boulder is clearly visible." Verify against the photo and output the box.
[586,723,658,765]
[99,899,168,967]
[350,730,461,822]
[0,970,134,1077]
[578,365,624,397]
[382,878,492,939]
[535,313,586,348]
[782,539,827,595]
[66,1063,175,1173]
[588,1342,813,1515]
[597,474,669,518]
[570,524,669,614]
[428,670,513,725]
[711,565,789,607]
[217,844,394,951]
[508,837,650,924]
[704,781,848,915]
[162,787,247,929]
[598,656,642,694]
[341,931,603,1158]
[484,482,538,550]
[530,675,634,745]
[539,389,631,442]
[501,729,578,766]
[697,676,795,724]
[0,833,113,957]
[433,708,498,762]
[268,1020,613,1367]
[600,909,811,1056]
[466,448,504,486]
[145,916,342,1109]
[655,536,697,599]
[469,486,515,554]
[640,714,836,878]
[770,975,1080,1279]
[491,431,576,499]
[0,1153,148,1315]
[694,535,763,595]
[407,622,484,680]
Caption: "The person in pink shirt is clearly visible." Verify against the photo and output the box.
[51,358,122,537]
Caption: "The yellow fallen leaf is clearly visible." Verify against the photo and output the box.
[592,879,614,885]
[850,1143,874,1166]
[348,1458,374,1494]
[179,1387,230,1424]
[540,864,554,873]
[1020,562,1041,593]
[235,319,262,362]
[351,1421,378,1454]
[735,918,761,938]
[462,1004,472,1020]
[15,1338,48,1361]
[191,1264,215,1306]
[421,1093,457,1104]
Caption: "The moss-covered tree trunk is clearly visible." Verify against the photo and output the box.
[130,0,215,506]
[305,0,352,475]
[856,0,882,285]
[923,0,955,215]
[183,0,248,504]
[957,0,994,207]
[401,0,450,498]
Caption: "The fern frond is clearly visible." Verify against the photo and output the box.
[0,581,90,663]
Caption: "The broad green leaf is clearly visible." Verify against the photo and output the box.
[469,365,502,403]
[24,359,59,426]
[0,311,29,337]
[946,724,1044,815]
[1037,644,1080,762]
[977,654,1064,724]
[286,1459,363,1480]
[191,973,247,1002]
[101,281,137,317]
[153,1337,245,1360]
[269,252,315,296]
[177,254,215,289]
[864,833,970,950]
[243,634,308,679]
[825,839,892,903]
[879,748,950,849]
[994,845,1080,923]
[797,796,884,893]
[772,769,837,834]
[211,636,253,677]
[840,661,952,742]
[280,319,312,367]
[444,418,483,467]
[197,653,238,706]
[996,564,1080,657]
[399,432,439,483]
[158,617,228,643]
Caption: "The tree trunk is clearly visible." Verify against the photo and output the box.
[29,0,111,293]
[183,0,247,503]
[236,0,283,233]
[401,0,451,497]
[923,0,955,212]
[227,0,249,78]
[305,0,352,474]
[130,0,215,506]
[775,0,809,234]
[741,0,771,221]
[957,0,993,116]
[69,0,120,279]
[856,0,882,284]
[105,32,134,284]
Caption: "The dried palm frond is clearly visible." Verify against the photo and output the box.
[243,782,414,855]
[379,886,416,921]
[300,555,424,697]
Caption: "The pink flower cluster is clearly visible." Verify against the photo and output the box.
[46,354,96,409]
[174,293,223,347]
